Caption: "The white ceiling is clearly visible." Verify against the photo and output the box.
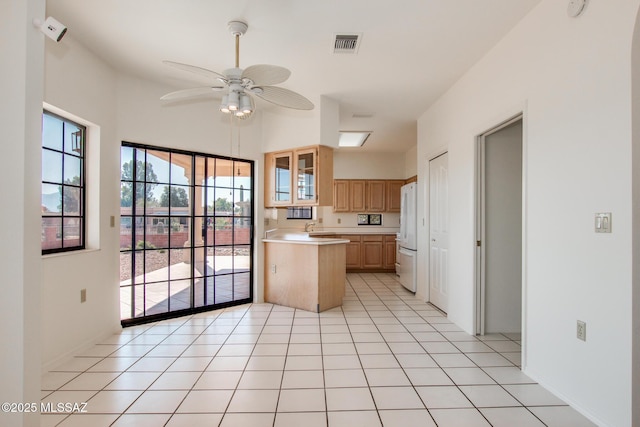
[46,0,541,153]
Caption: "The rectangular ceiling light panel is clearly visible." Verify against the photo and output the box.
[339,131,371,147]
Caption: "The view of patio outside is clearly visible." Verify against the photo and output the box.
[119,145,253,323]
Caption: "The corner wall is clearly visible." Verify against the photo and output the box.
[630,6,640,425]
[1,1,45,426]
[417,0,638,425]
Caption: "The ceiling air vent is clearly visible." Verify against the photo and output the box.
[333,33,361,54]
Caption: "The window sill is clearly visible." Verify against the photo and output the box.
[42,248,100,259]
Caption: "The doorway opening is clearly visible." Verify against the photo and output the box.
[476,116,523,343]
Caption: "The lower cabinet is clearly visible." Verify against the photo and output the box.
[384,235,397,270]
[362,235,384,269]
[338,234,396,272]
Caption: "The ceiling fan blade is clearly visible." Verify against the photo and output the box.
[250,86,314,110]
[160,86,224,101]
[163,60,227,82]
[242,64,291,85]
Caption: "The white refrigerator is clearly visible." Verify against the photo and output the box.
[396,183,417,292]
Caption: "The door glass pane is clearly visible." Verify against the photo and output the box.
[234,187,251,216]
[296,152,315,201]
[234,272,251,300]
[147,150,170,184]
[214,188,234,216]
[169,217,190,248]
[145,282,168,316]
[171,153,191,185]
[170,279,191,311]
[234,218,251,245]
[120,218,132,251]
[134,149,146,181]
[144,249,168,282]
[169,185,191,215]
[274,155,290,202]
[215,159,233,187]
[169,249,190,280]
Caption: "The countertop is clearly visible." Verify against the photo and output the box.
[262,231,350,245]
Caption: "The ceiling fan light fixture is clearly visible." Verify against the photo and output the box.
[240,94,252,114]
[220,94,230,113]
[227,91,239,111]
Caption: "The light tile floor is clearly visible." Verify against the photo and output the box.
[42,273,596,427]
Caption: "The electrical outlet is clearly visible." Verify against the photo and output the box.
[577,320,586,341]
[337,218,341,224]
[80,289,87,303]
[110,215,115,228]
[271,264,277,274]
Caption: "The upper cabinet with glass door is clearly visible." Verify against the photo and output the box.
[264,145,333,207]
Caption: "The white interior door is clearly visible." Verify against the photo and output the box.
[429,152,449,312]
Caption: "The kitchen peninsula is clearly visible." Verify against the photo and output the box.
[263,232,349,312]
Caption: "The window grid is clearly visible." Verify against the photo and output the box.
[120,142,253,325]
[41,110,86,254]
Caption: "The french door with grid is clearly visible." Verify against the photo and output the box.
[119,142,253,325]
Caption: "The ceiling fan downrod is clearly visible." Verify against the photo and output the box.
[227,21,248,69]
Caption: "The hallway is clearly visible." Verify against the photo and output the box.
[41,273,595,426]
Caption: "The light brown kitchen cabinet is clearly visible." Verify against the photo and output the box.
[384,235,397,269]
[366,181,386,212]
[333,180,350,213]
[333,179,402,213]
[386,180,404,213]
[264,151,293,207]
[265,145,333,207]
[339,235,362,269]
[362,235,384,268]
[349,180,366,212]
[338,234,396,272]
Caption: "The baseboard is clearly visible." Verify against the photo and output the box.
[523,368,613,427]
[41,326,122,374]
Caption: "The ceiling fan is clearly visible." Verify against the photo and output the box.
[160,21,314,119]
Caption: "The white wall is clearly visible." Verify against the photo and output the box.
[42,36,120,368]
[404,145,418,178]
[0,1,45,426]
[630,9,640,426]
[334,151,406,179]
[417,1,638,425]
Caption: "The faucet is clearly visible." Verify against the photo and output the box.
[304,221,316,232]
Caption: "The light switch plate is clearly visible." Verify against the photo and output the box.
[595,212,612,233]
[577,320,586,341]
